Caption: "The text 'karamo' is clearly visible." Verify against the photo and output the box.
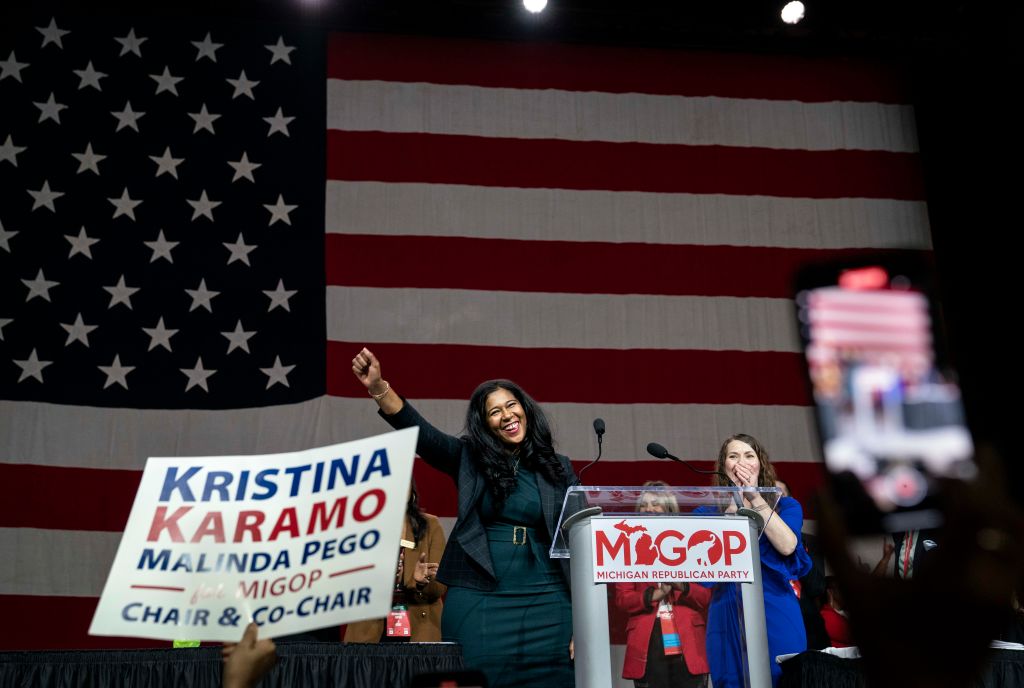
[146,489,386,543]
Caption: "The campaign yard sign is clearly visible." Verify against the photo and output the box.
[591,516,755,583]
[89,427,418,641]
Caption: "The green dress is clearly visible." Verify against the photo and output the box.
[441,468,574,688]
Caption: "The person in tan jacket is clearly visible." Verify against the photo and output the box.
[345,482,447,642]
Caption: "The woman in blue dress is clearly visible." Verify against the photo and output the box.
[351,347,576,688]
[704,433,812,688]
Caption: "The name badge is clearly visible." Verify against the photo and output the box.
[658,601,682,656]
[387,605,411,637]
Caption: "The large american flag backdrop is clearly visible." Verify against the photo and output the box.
[0,14,929,650]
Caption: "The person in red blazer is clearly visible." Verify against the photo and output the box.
[819,576,852,648]
[614,482,712,688]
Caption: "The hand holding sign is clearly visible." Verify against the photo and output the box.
[222,622,276,688]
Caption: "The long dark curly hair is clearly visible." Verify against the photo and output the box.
[464,379,565,504]
[712,433,778,488]
[406,479,428,546]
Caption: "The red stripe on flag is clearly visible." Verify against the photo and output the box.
[328,33,910,103]
[413,461,458,522]
[0,463,138,531]
[326,234,923,298]
[0,595,166,650]
[327,342,810,405]
[326,131,925,200]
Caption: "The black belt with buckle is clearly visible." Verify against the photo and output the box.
[486,524,539,545]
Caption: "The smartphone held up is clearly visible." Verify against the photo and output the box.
[795,257,975,534]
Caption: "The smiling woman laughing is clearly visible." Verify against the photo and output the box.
[351,347,579,688]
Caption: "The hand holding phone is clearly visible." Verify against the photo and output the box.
[795,256,975,533]
[814,465,1024,688]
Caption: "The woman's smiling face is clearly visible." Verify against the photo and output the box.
[723,439,760,484]
[485,388,526,445]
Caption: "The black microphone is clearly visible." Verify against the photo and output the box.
[645,442,722,479]
[645,442,764,529]
[577,418,606,483]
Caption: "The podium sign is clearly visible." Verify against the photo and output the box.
[557,485,777,688]
[591,515,755,583]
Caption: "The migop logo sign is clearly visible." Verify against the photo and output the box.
[591,516,755,583]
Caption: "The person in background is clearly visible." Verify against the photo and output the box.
[815,449,1024,688]
[775,478,830,650]
[998,592,1024,645]
[819,576,852,648]
[891,528,940,579]
[345,480,447,642]
[351,347,577,688]
[614,481,712,688]
[702,434,812,688]
[866,540,896,577]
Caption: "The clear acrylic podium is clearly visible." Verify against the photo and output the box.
[551,485,781,688]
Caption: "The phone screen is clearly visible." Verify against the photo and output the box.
[796,261,975,532]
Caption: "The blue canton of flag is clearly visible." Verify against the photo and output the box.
[0,14,326,410]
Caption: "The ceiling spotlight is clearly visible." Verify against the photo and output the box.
[781,1,805,24]
[523,0,547,13]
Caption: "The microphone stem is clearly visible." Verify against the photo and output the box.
[578,433,603,483]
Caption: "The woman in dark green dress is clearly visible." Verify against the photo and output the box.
[352,347,576,688]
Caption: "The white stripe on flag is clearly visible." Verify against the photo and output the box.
[325,181,932,249]
[1,398,822,470]
[327,287,801,352]
[327,80,920,152]
[0,398,364,469]
[0,528,121,597]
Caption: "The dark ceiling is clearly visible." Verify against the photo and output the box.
[7,0,1022,60]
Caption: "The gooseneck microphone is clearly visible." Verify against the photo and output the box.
[645,442,764,529]
[576,418,606,484]
[646,442,724,478]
